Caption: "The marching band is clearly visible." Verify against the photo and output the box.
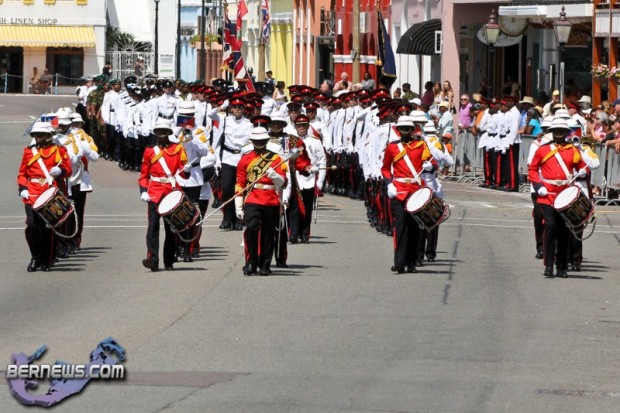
[17,76,601,279]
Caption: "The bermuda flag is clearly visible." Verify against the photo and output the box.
[261,0,271,43]
[236,0,248,42]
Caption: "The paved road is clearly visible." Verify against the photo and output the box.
[1,96,620,412]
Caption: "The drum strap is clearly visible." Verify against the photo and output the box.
[153,146,176,188]
[396,143,421,185]
[31,148,54,185]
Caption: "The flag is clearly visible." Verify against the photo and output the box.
[377,10,397,89]
[222,5,255,92]
[261,0,271,43]
[237,0,248,41]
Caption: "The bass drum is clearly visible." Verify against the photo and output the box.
[405,187,450,231]
[32,187,74,228]
[157,190,200,231]
[554,185,595,228]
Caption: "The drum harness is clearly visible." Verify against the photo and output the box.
[31,147,79,239]
[548,146,597,241]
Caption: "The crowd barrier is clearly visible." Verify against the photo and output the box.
[449,130,484,184]
[2,73,83,95]
[598,144,620,206]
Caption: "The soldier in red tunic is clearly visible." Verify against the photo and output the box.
[528,118,588,278]
[381,116,433,274]
[236,127,288,275]
[139,119,190,271]
[17,122,72,272]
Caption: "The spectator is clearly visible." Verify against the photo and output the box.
[440,81,455,113]
[437,101,453,136]
[432,82,442,108]
[478,80,489,98]
[273,80,287,108]
[392,87,402,99]
[360,72,375,91]
[519,108,542,137]
[542,90,560,117]
[458,94,472,129]
[102,61,112,77]
[265,70,276,86]
[134,57,145,77]
[589,111,609,143]
[333,72,352,94]
[29,67,41,94]
[402,83,416,100]
[319,80,332,97]
[421,81,434,107]
[39,68,53,94]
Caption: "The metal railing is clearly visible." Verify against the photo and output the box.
[105,51,155,80]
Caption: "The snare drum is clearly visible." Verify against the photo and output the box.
[157,190,200,231]
[32,187,74,228]
[554,185,594,228]
[405,187,450,231]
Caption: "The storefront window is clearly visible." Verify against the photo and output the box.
[46,47,83,86]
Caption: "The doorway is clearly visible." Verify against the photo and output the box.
[0,47,24,93]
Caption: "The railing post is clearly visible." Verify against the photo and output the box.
[3,73,7,95]
[53,73,58,95]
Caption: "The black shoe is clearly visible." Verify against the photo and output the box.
[142,258,159,272]
[479,183,489,188]
[27,258,40,272]
[300,235,309,243]
[391,265,406,274]
[243,265,256,275]
[385,229,393,237]
[275,261,288,268]
[535,251,544,259]
[219,221,232,230]
[557,268,568,278]
[191,251,199,258]
[67,245,78,255]
[212,199,221,209]
[164,265,174,271]
[183,255,193,263]
[259,268,271,276]
[289,236,299,244]
[40,265,51,272]
[233,222,244,231]
[406,266,418,273]
[426,256,435,263]
[571,263,581,272]
[56,249,69,259]
[415,258,424,267]
[544,266,554,278]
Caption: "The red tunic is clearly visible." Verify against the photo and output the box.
[528,142,586,206]
[236,151,288,207]
[17,144,72,206]
[139,143,189,204]
[381,140,432,202]
[287,135,312,173]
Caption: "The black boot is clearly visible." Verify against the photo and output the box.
[544,266,554,278]
[27,258,40,272]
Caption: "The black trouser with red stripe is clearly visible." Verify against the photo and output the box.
[69,184,87,248]
[25,204,54,266]
[146,201,176,267]
[531,193,544,256]
[244,204,278,271]
[503,143,520,190]
[274,208,288,265]
[221,164,238,226]
[419,226,439,261]
[541,204,569,271]
[483,149,496,186]
[391,198,421,269]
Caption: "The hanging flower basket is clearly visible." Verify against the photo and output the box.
[592,63,610,79]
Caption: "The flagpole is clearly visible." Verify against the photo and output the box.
[258,1,265,82]
[352,0,360,83]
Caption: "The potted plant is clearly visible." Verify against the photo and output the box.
[592,63,610,80]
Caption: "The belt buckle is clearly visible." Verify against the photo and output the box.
[404,178,412,184]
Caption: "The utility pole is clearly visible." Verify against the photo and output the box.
[258,1,265,81]
[352,0,360,83]
[176,0,181,79]
[200,0,206,80]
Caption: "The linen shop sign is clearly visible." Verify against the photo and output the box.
[0,17,59,25]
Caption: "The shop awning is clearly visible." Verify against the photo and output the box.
[499,1,592,20]
[396,19,441,56]
[0,25,96,48]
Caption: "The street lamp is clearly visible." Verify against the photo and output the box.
[484,10,500,98]
[154,0,160,74]
[176,0,182,79]
[554,6,572,102]
[200,0,207,81]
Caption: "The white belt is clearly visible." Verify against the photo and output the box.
[150,175,173,184]
[543,178,569,186]
[254,183,276,190]
[393,177,418,184]
[30,177,51,185]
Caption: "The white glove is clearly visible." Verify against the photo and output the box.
[574,168,587,179]
[387,183,398,198]
[265,167,278,180]
[20,189,30,199]
[183,162,193,173]
[234,195,244,220]
[49,166,62,177]
[140,192,150,202]
[422,161,433,172]
[310,165,320,173]
[537,186,548,197]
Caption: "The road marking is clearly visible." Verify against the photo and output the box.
[0,120,35,124]
[481,203,496,208]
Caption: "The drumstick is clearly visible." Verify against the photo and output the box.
[318,165,338,170]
